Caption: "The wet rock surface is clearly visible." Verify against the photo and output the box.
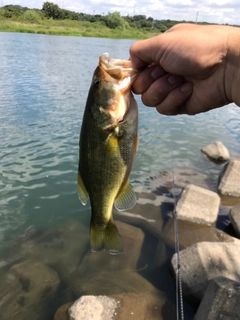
[218,160,240,196]
[171,241,240,301]
[194,277,240,320]
[201,141,230,161]
[176,184,220,224]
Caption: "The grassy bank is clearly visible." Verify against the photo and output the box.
[0,18,160,39]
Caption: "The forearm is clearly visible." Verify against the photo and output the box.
[225,26,240,107]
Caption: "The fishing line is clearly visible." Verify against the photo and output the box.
[135,109,185,319]
[169,125,184,320]
[136,120,170,159]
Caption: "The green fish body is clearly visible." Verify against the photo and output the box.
[78,54,138,254]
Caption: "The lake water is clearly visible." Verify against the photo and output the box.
[0,32,240,319]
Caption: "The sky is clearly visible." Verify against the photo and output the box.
[2,0,240,26]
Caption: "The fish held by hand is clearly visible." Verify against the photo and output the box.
[78,53,139,254]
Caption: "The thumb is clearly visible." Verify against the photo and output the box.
[129,35,165,68]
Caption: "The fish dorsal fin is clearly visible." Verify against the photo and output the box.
[77,171,89,205]
[114,181,137,211]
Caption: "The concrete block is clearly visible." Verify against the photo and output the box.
[176,184,220,225]
[218,160,240,196]
[171,242,240,300]
[201,141,230,161]
[194,277,240,320]
[229,204,240,237]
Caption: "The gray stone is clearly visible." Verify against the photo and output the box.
[229,204,240,237]
[194,277,240,320]
[0,260,60,320]
[171,242,240,301]
[218,160,240,196]
[68,295,118,320]
[201,141,230,161]
[176,184,220,225]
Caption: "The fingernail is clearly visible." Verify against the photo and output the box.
[168,75,182,85]
[180,82,193,93]
[151,66,164,80]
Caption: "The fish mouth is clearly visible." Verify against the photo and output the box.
[99,53,139,91]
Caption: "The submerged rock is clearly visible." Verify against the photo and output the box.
[218,160,240,196]
[20,219,89,279]
[201,141,230,162]
[54,302,73,320]
[78,221,144,273]
[161,218,236,250]
[0,260,60,320]
[68,295,118,320]
[144,169,211,194]
[112,291,175,320]
[229,204,240,237]
[194,277,240,320]
[171,242,240,301]
[176,184,220,225]
[114,199,168,239]
[54,291,175,320]
[65,221,153,297]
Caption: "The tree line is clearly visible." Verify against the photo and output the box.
[0,2,193,31]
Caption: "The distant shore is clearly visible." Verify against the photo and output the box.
[0,19,160,39]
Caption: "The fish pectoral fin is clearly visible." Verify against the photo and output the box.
[90,220,123,255]
[77,171,89,205]
[114,181,137,211]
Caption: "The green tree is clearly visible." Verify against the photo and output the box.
[106,12,126,29]
[23,10,42,23]
[42,2,62,19]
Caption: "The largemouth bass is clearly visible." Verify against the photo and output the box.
[78,54,138,254]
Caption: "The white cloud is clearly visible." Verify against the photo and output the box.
[3,0,240,25]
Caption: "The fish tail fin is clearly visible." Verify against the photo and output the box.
[90,219,123,255]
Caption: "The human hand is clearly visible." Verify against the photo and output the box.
[130,23,240,115]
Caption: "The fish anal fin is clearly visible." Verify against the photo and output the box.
[114,181,137,212]
[77,170,89,205]
[90,220,123,255]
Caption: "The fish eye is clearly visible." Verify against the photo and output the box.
[94,79,101,87]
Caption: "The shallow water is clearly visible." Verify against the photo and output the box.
[0,32,240,319]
